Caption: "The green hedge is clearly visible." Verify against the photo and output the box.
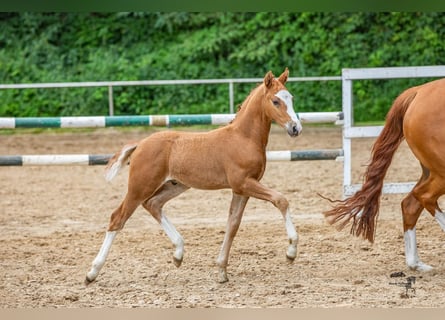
[0,12,444,121]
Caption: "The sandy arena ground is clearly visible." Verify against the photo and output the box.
[1,125,445,308]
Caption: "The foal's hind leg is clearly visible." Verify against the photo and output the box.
[142,180,189,267]
[216,193,249,283]
[86,194,141,284]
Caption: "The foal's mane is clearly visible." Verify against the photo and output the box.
[229,82,264,124]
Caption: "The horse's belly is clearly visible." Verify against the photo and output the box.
[168,153,230,190]
[171,169,230,190]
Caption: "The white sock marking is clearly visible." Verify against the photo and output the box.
[404,228,418,268]
[160,215,184,261]
[404,228,432,271]
[284,209,298,258]
[87,231,117,281]
[285,210,298,240]
[435,210,445,231]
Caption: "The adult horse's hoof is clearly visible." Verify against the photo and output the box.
[408,262,433,272]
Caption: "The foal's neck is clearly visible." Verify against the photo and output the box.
[230,89,271,149]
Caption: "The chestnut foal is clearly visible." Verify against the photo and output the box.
[86,68,302,284]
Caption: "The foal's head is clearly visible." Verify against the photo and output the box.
[262,68,302,137]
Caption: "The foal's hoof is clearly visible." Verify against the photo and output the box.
[173,257,183,268]
[218,275,229,284]
[84,276,95,286]
[286,246,297,262]
[218,268,229,283]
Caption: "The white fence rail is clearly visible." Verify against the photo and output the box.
[0,76,341,116]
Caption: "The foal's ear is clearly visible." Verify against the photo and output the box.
[264,71,275,88]
[278,67,289,84]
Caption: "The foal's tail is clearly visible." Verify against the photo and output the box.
[323,88,418,242]
[104,142,138,181]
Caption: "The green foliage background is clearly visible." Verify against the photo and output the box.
[0,12,444,121]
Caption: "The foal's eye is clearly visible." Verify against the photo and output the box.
[272,99,280,107]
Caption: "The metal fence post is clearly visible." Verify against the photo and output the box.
[229,81,234,113]
[108,85,114,116]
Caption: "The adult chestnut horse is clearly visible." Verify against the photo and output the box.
[324,78,445,272]
[85,68,303,284]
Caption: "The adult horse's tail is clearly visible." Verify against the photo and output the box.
[323,87,418,242]
[104,142,138,181]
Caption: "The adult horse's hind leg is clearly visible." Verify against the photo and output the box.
[401,165,431,271]
[142,180,190,267]
[85,194,142,284]
[216,192,249,283]
[403,165,445,271]
[401,194,433,271]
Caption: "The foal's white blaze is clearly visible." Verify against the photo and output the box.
[404,228,433,271]
[160,214,184,261]
[275,89,302,134]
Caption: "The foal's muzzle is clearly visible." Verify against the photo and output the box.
[286,121,303,137]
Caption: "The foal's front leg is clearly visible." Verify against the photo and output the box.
[216,193,249,283]
[237,178,298,262]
